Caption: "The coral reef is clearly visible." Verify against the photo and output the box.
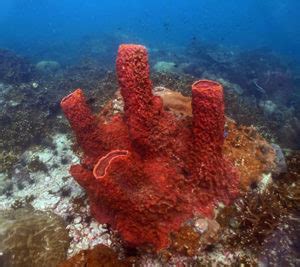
[0,60,115,173]
[185,42,295,103]
[0,40,297,266]
[0,208,69,267]
[61,44,251,250]
[179,41,300,149]
[154,87,278,190]
[217,150,300,265]
[0,133,114,259]
[0,49,33,83]
[234,49,294,103]
[61,45,284,253]
[0,84,56,173]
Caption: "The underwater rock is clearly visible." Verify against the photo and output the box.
[0,49,33,83]
[223,120,277,189]
[259,99,277,116]
[35,60,61,74]
[217,78,244,95]
[181,62,206,77]
[61,44,240,250]
[271,143,287,177]
[154,61,177,73]
[170,217,220,256]
[58,244,131,267]
[0,208,69,267]
[278,117,300,149]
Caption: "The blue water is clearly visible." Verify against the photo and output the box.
[0,0,299,64]
[1,1,300,266]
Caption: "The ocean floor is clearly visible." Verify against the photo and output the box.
[0,133,113,256]
[0,42,299,266]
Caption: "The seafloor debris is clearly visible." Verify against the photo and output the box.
[61,44,281,252]
[0,208,70,267]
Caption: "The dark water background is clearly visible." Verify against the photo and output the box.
[0,0,299,66]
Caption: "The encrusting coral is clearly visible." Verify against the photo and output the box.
[61,44,275,251]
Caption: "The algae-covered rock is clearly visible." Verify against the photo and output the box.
[35,60,61,74]
[170,218,221,256]
[154,61,177,73]
[0,208,69,267]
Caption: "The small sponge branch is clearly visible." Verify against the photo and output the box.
[116,44,163,154]
[192,80,225,154]
[60,89,103,158]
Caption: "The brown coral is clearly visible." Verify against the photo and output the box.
[0,208,69,267]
